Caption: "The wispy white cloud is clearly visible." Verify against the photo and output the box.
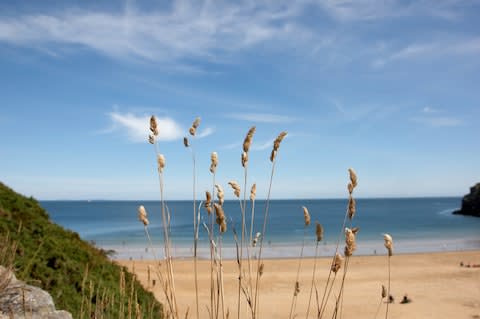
[411,116,463,127]
[251,139,273,151]
[0,1,309,67]
[226,112,295,123]
[373,38,480,67]
[221,141,242,150]
[318,0,467,22]
[196,127,215,139]
[106,111,183,142]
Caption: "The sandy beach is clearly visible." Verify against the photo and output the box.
[118,250,480,319]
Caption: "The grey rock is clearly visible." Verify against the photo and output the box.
[0,267,72,319]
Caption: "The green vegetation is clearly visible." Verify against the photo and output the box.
[0,182,162,318]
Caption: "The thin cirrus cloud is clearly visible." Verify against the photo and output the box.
[107,112,183,142]
[372,38,480,67]
[411,116,463,127]
[0,1,308,65]
[410,106,463,127]
[226,112,295,123]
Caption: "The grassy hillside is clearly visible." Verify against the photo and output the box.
[0,182,162,318]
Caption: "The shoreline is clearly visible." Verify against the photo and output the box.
[105,236,480,260]
[118,250,480,319]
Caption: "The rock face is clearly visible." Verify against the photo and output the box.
[453,183,480,217]
[0,266,72,319]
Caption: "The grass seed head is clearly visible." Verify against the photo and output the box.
[210,152,218,173]
[157,154,166,172]
[348,168,358,188]
[215,184,224,205]
[347,183,354,194]
[332,253,344,273]
[149,116,158,136]
[228,181,241,198]
[243,126,256,153]
[384,233,393,256]
[348,196,356,220]
[214,203,225,224]
[148,134,155,144]
[183,137,189,147]
[250,183,257,201]
[241,151,248,167]
[344,227,357,257]
[270,131,287,162]
[253,232,261,247]
[302,206,311,226]
[205,191,212,214]
[294,281,300,296]
[315,222,324,242]
[138,205,149,226]
[381,285,387,298]
[189,117,201,136]
[259,263,264,276]
[220,220,227,233]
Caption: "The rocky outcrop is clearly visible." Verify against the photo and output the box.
[453,183,480,217]
[0,266,72,319]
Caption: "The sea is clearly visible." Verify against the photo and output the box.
[41,198,480,260]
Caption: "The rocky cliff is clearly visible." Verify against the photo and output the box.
[453,183,480,217]
[0,266,72,319]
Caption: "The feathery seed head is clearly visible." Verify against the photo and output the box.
[157,154,166,172]
[270,131,287,162]
[148,134,155,144]
[302,206,311,226]
[241,151,248,167]
[384,233,393,256]
[205,191,213,214]
[214,203,225,223]
[210,152,218,173]
[243,126,256,153]
[348,168,358,188]
[344,227,356,257]
[253,232,261,247]
[215,184,224,205]
[228,181,241,198]
[149,116,158,136]
[189,117,201,136]
[315,222,324,242]
[347,183,354,194]
[220,220,227,233]
[332,253,344,273]
[192,117,201,129]
[348,197,356,220]
[250,183,257,201]
[138,205,149,226]
[294,281,300,296]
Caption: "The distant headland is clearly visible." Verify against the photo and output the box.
[453,183,480,217]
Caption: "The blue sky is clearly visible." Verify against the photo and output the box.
[0,0,479,200]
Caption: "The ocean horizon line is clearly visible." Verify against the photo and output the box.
[40,195,463,202]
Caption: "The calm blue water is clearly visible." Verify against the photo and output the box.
[41,198,480,259]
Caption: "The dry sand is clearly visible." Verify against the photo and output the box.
[118,250,480,319]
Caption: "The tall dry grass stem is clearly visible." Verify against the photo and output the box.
[253,131,287,319]
[306,222,323,319]
[288,206,311,319]
[384,234,393,319]
[185,117,201,319]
